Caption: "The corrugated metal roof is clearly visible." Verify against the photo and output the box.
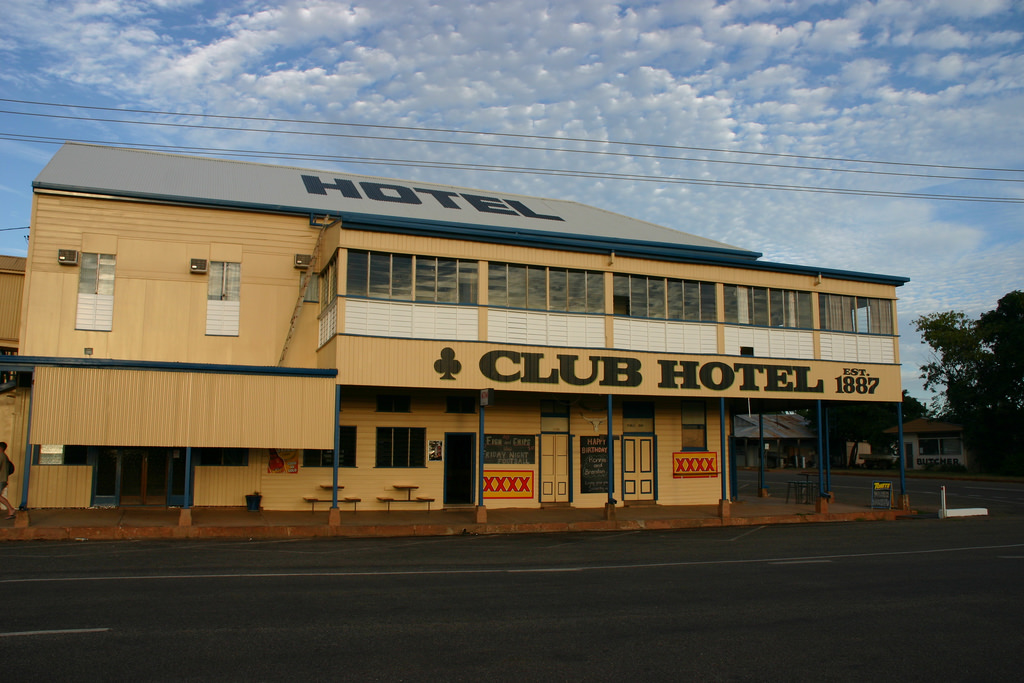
[33,143,754,259]
[734,413,817,439]
[31,144,909,285]
[0,255,25,272]
[883,418,963,434]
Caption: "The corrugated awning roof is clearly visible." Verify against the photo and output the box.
[0,255,25,272]
[883,418,963,434]
[734,413,817,439]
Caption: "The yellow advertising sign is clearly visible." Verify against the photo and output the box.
[673,452,719,478]
[483,470,535,499]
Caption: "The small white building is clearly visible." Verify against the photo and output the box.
[885,418,970,471]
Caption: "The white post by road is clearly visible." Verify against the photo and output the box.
[939,484,988,519]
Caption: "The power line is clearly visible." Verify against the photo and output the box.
[3,107,1022,184]
[3,96,1021,174]
[3,133,1023,204]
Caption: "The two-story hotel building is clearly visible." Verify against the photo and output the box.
[5,143,907,516]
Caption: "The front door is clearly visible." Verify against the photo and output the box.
[540,433,570,503]
[94,447,169,506]
[119,448,168,506]
[166,448,190,507]
[621,436,655,502]
[444,433,475,505]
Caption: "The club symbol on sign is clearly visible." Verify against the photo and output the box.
[434,347,461,380]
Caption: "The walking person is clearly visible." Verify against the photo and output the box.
[0,441,16,519]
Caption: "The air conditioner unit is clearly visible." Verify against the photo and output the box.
[294,253,313,269]
[190,258,208,274]
[57,249,79,265]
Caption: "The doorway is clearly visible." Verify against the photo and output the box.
[540,433,570,503]
[94,447,171,506]
[444,433,475,505]
[621,436,656,502]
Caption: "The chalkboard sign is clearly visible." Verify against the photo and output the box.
[871,480,893,509]
[580,435,609,494]
[484,434,536,465]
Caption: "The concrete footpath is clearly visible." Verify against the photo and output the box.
[0,495,908,542]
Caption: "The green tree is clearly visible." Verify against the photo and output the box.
[915,291,1024,473]
[820,391,928,467]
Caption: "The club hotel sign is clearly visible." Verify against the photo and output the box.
[408,346,897,401]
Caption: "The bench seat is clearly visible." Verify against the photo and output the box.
[377,495,435,511]
[303,496,331,512]
[304,496,362,512]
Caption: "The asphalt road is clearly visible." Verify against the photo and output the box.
[740,469,1024,516]
[3,511,1023,682]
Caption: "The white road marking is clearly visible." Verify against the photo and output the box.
[508,567,584,573]
[0,628,109,638]
[2,542,1022,584]
[726,525,766,542]
[964,486,1024,492]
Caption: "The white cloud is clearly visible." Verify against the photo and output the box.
[146,0,203,7]
[923,0,1014,19]
[837,58,891,90]
[803,17,865,52]
[980,30,1022,47]
[907,52,967,80]
[912,25,971,50]
[0,0,1021,406]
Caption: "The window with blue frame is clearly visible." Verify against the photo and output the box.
[375,427,426,468]
[303,426,357,467]
[195,447,248,466]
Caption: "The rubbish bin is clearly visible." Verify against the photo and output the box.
[245,493,262,511]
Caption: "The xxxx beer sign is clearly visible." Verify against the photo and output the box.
[673,452,719,479]
[483,470,535,499]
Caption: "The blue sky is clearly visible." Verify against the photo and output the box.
[1,0,1022,402]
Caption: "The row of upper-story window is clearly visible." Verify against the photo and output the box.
[78,254,240,302]
[71,250,893,337]
[75,253,242,335]
[332,249,895,335]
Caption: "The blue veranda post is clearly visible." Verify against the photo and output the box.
[606,393,614,506]
[332,384,341,509]
[897,402,907,508]
[477,389,494,519]
[720,398,728,503]
[758,411,766,495]
[478,403,485,506]
[816,400,825,499]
